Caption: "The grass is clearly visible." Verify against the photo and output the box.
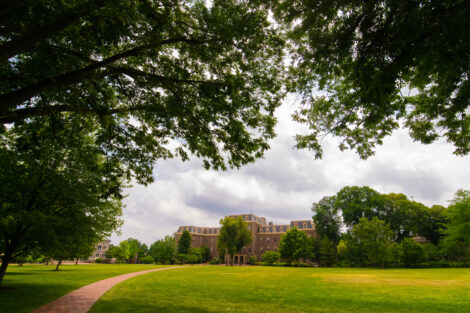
[89,266,470,313]
[0,263,167,313]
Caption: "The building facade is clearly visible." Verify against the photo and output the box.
[175,214,315,264]
[88,239,111,261]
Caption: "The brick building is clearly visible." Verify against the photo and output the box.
[175,214,315,264]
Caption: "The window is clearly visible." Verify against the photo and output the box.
[248,248,251,252]
[95,253,100,257]
[274,237,276,243]
[103,246,106,250]
[267,237,270,243]
[97,245,101,250]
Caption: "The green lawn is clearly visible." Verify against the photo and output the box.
[0,263,167,313]
[89,266,470,313]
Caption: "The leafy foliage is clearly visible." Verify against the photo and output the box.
[400,238,426,267]
[178,230,192,254]
[276,0,470,158]
[217,216,252,265]
[0,116,123,285]
[312,196,342,243]
[278,227,312,263]
[261,251,280,265]
[441,190,470,261]
[149,236,177,264]
[351,217,394,267]
[334,186,384,228]
[0,0,285,180]
[317,237,337,267]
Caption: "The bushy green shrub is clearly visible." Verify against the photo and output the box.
[140,256,155,264]
[261,251,280,265]
[95,258,103,263]
[186,254,199,264]
[208,258,221,265]
[176,254,188,264]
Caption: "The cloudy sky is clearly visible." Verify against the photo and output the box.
[111,94,470,246]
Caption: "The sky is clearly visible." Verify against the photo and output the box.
[111,94,470,246]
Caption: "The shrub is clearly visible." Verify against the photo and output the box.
[209,258,221,265]
[95,258,103,263]
[176,254,188,264]
[261,251,280,265]
[140,256,155,264]
[186,254,199,264]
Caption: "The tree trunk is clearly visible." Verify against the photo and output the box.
[55,259,62,271]
[45,258,49,265]
[75,258,79,265]
[0,251,12,287]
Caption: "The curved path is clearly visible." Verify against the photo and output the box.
[31,266,187,313]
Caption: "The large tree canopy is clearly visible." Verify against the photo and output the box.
[0,116,123,285]
[0,0,285,181]
[276,0,470,159]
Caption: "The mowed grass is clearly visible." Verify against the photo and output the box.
[0,263,167,313]
[90,266,470,313]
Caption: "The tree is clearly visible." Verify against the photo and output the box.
[261,251,280,265]
[275,0,470,159]
[178,230,192,255]
[138,243,149,260]
[149,236,177,264]
[318,237,337,267]
[201,245,211,263]
[400,238,426,268]
[115,241,132,263]
[311,196,342,243]
[0,0,285,180]
[189,248,203,263]
[441,190,470,261]
[278,227,312,264]
[418,205,448,245]
[379,193,429,241]
[0,117,123,286]
[217,216,252,265]
[334,186,384,228]
[351,217,394,267]
[126,238,142,263]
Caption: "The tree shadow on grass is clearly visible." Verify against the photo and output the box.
[0,281,77,313]
[4,271,42,275]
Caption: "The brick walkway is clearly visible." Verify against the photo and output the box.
[31,266,186,313]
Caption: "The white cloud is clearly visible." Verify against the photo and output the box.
[111,95,470,246]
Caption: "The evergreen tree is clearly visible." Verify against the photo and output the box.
[178,230,192,255]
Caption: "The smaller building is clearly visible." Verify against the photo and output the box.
[88,239,111,261]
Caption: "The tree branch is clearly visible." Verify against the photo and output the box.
[0,36,213,119]
[0,0,105,62]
